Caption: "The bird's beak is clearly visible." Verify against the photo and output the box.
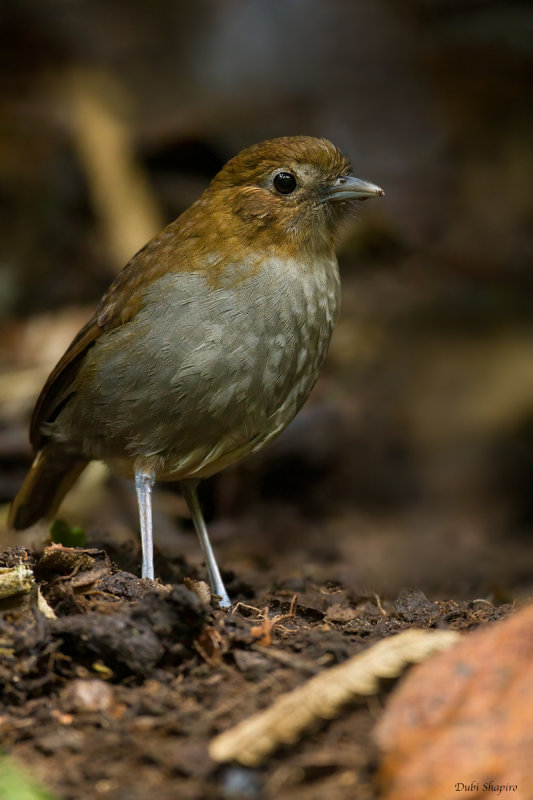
[327,175,384,202]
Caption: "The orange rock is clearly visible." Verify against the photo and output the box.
[376,603,533,800]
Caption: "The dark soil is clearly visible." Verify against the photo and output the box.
[0,543,513,800]
[1,4,531,797]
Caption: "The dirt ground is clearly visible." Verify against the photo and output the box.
[0,527,516,800]
[1,5,531,796]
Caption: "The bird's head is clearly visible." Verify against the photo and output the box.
[206,136,384,252]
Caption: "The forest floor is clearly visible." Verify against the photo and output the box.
[0,525,516,800]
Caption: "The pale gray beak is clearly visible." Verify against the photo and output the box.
[327,174,384,202]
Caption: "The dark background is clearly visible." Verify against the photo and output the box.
[1,0,532,599]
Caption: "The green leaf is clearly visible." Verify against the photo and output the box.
[0,755,58,800]
[49,519,86,548]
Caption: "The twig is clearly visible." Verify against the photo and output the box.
[209,628,460,766]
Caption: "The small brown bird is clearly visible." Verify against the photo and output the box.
[9,136,383,607]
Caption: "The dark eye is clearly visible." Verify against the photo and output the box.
[273,171,297,194]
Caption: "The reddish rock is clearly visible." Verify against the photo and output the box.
[376,603,533,800]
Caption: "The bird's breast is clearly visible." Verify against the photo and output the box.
[54,253,340,478]
[141,253,340,474]
[239,254,340,423]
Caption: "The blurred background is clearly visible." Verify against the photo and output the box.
[1,0,532,600]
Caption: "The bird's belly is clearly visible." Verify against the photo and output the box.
[51,259,340,479]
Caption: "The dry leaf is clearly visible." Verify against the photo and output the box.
[183,577,212,605]
[0,564,34,599]
[37,587,57,620]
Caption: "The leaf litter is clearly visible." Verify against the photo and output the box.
[0,545,514,800]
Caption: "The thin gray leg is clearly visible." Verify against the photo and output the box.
[135,469,155,580]
[180,480,231,608]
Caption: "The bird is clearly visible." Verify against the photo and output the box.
[9,136,383,608]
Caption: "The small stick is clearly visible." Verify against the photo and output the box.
[209,628,460,766]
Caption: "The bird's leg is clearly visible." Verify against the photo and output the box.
[180,480,231,608]
[135,469,155,580]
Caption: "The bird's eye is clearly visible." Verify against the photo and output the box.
[273,171,297,194]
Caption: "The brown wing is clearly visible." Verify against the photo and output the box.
[29,236,168,449]
[30,314,102,448]
[29,201,207,449]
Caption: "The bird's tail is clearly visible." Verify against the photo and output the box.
[8,446,88,530]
